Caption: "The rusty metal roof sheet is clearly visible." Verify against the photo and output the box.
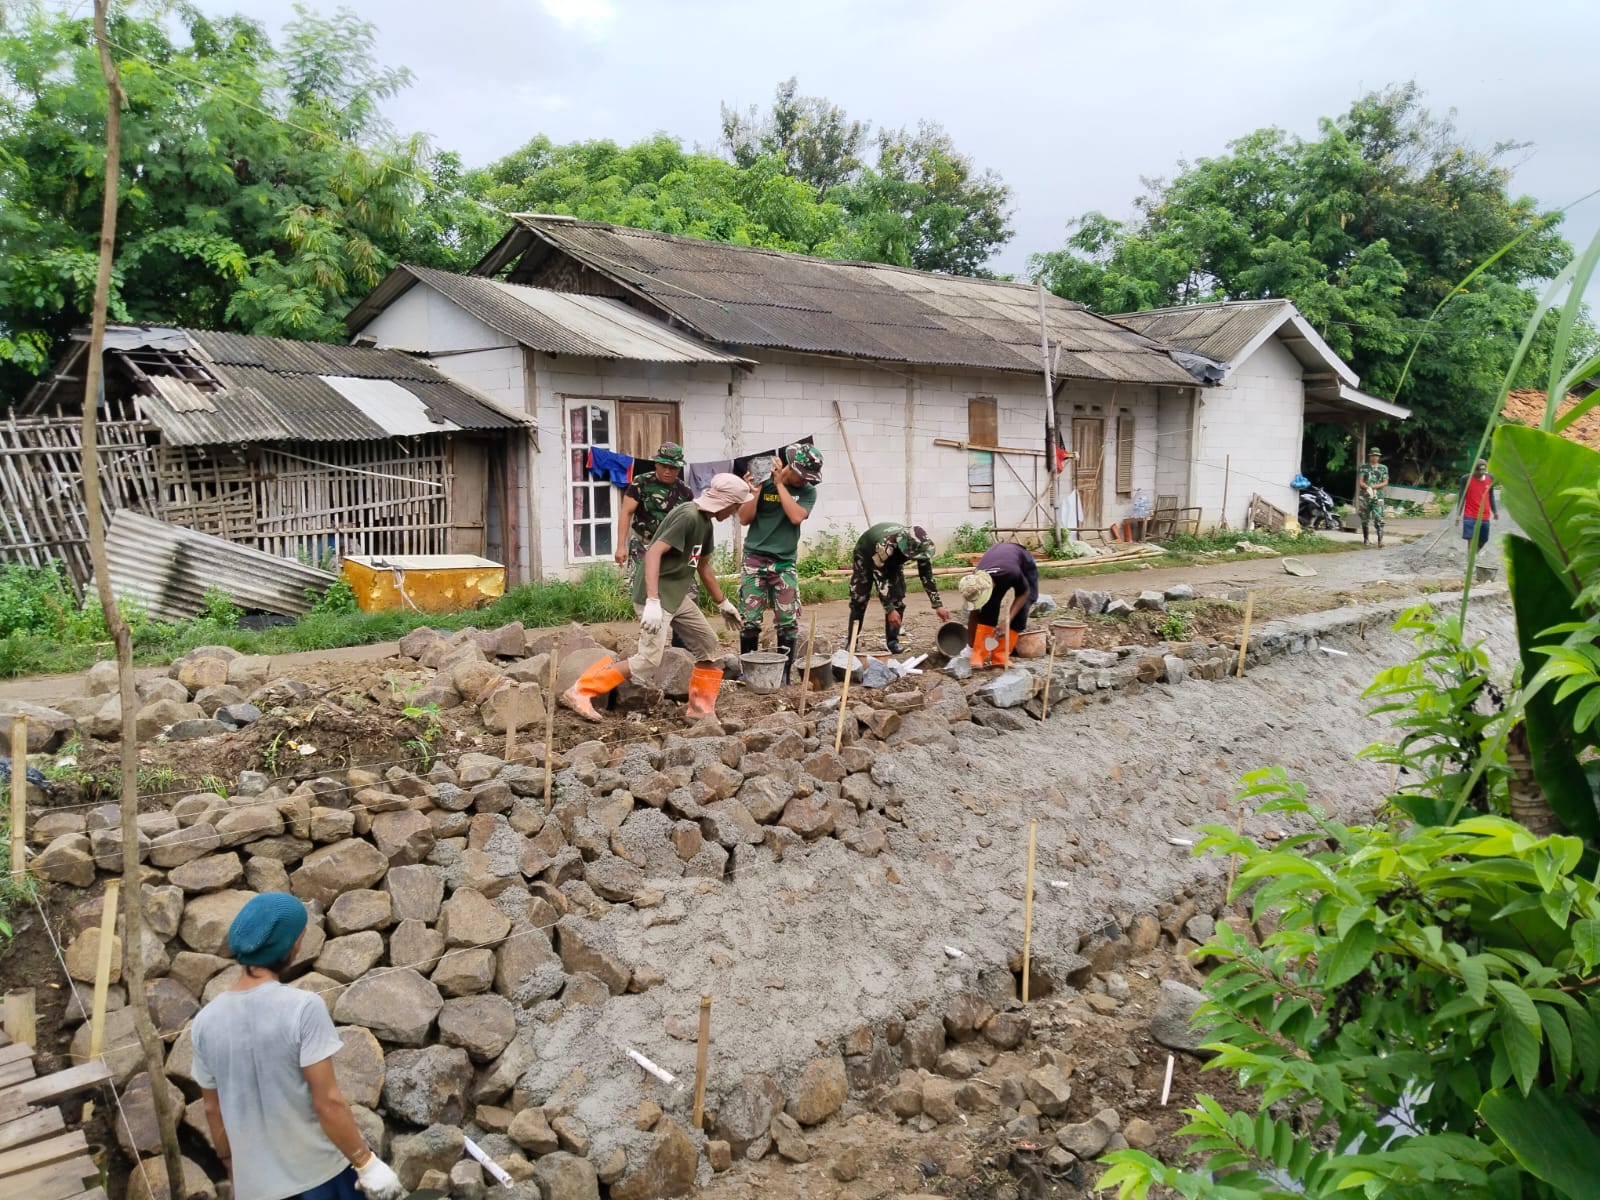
[103,508,336,621]
[475,217,1197,386]
[99,324,527,447]
[346,265,750,365]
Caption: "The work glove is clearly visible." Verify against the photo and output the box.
[354,1155,404,1200]
[718,598,742,632]
[641,598,664,635]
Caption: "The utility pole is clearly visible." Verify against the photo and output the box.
[1036,283,1059,544]
[84,4,186,1191]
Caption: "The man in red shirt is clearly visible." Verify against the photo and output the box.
[1458,459,1497,548]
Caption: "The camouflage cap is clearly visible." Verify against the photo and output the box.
[653,442,686,469]
[786,442,822,483]
[1366,447,1383,458]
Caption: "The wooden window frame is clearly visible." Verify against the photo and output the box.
[1115,412,1135,496]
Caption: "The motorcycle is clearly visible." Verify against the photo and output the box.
[1292,475,1340,531]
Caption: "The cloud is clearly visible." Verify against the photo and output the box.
[539,0,616,35]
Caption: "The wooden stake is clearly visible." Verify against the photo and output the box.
[1225,805,1245,897]
[8,716,25,880]
[1021,819,1038,1004]
[1219,455,1231,531]
[692,994,712,1130]
[834,623,860,754]
[797,610,817,721]
[543,650,560,813]
[832,400,873,526]
[1040,637,1057,721]
[503,687,517,765]
[1234,591,1255,678]
[3,989,35,1049]
[82,879,120,1123]
[83,6,183,1187]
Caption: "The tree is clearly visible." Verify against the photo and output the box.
[469,134,852,256]
[0,1,427,398]
[720,76,868,199]
[1029,84,1579,476]
[840,121,1013,276]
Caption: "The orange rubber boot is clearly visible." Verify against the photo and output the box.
[994,628,1019,669]
[559,658,626,722]
[971,624,996,668]
[685,666,724,721]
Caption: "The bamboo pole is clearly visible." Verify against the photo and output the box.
[503,685,518,764]
[834,623,860,754]
[81,879,120,1122]
[3,989,34,1049]
[1022,819,1038,1003]
[692,995,712,1130]
[542,650,560,812]
[1037,285,1059,543]
[1040,637,1057,721]
[797,610,817,721]
[1235,591,1256,678]
[9,717,25,879]
[83,6,183,1187]
[832,401,872,526]
[1219,455,1231,531]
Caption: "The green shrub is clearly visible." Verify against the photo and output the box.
[0,561,77,637]
[309,579,359,615]
[198,586,242,628]
[797,525,857,577]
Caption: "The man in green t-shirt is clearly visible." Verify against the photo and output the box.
[561,473,752,723]
[1357,447,1390,547]
[738,443,822,684]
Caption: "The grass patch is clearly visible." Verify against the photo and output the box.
[0,816,38,942]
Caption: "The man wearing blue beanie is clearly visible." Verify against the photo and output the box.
[190,893,404,1200]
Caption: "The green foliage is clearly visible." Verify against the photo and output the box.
[198,587,242,628]
[0,561,78,638]
[1029,83,1586,471]
[309,579,359,615]
[0,1,428,395]
[1156,610,1192,641]
[949,522,993,557]
[1160,527,1336,556]
[1101,771,1600,1199]
[797,525,858,577]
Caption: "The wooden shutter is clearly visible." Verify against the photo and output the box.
[968,397,997,447]
[968,398,996,508]
[617,401,682,460]
[1115,415,1135,495]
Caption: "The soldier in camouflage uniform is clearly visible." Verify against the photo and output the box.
[846,523,954,654]
[1357,447,1389,547]
[615,443,693,583]
[738,444,822,684]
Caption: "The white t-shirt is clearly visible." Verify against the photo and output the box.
[191,982,349,1200]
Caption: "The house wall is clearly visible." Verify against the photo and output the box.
[1189,335,1304,528]
[1054,381,1181,531]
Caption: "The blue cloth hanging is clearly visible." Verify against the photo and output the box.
[586,448,635,487]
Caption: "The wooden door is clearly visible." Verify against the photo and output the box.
[1072,418,1105,527]
[446,439,488,557]
[617,401,682,460]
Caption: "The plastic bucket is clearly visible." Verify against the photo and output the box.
[740,651,789,694]
[935,620,969,657]
[1014,628,1048,659]
[1050,620,1087,649]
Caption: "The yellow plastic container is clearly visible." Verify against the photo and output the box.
[341,554,506,614]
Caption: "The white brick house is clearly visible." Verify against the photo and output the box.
[1110,300,1408,528]
[346,221,1402,580]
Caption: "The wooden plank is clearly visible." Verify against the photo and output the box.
[63,1189,108,1200]
[0,1128,88,1175]
[2,1060,111,1108]
[0,1057,36,1088]
[1,1154,98,1200]
[0,1106,65,1152]
[0,1043,31,1066]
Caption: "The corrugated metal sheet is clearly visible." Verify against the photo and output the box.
[1109,301,1291,366]
[103,509,336,622]
[490,217,1199,386]
[104,325,528,447]
[382,265,749,364]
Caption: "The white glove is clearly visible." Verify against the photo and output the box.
[641,598,664,634]
[355,1155,404,1200]
[718,598,741,631]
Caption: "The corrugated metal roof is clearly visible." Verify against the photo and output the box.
[103,508,336,622]
[350,264,750,364]
[102,325,528,447]
[1108,301,1292,366]
[479,217,1197,386]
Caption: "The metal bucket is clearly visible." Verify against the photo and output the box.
[830,649,863,683]
[740,651,789,694]
[1014,628,1048,658]
[935,620,969,657]
[1050,620,1087,649]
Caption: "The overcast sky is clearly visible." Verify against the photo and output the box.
[211,0,1598,284]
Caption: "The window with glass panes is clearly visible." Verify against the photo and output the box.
[566,400,615,561]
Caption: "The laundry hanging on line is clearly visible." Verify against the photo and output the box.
[585,447,635,487]
[588,434,819,494]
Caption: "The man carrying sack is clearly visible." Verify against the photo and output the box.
[191,893,405,1200]
[738,443,822,684]
[562,473,752,722]
[960,542,1040,669]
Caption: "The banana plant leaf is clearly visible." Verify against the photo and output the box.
[1489,425,1600,598]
